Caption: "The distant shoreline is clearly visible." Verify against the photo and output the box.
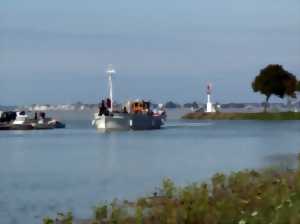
[1,101,299,112]
[182,112,300,120]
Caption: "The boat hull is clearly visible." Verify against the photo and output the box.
[32,123,55,130]
[93,114,130,130]
[10,124,34,130]
[130,114,162,130]
[92,113,164,131]
[0,123,10,130]
[0,123,34,130]
[29,118,66,130]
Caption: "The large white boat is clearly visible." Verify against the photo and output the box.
[92,65,166,131]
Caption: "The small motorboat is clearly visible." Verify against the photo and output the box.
[0,111,34,130]
[0,111,66,131]
[30,112,66,129]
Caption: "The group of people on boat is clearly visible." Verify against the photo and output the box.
[98,99,157,116]
[98,98,129,116]
[98,98,112,116]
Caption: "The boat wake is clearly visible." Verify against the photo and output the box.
[164,122,213,129]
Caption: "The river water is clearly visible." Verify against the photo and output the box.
[0,109,300,223]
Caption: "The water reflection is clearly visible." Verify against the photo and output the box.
[264,153,299,170]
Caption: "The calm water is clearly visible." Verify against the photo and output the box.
[0,110,300,224]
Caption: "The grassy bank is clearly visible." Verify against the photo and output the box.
[182,111,300,120]
[44,157,300,224]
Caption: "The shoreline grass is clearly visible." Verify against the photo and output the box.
[44,156,300,224]
[182,111,300,120]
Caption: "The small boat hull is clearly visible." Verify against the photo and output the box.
[53,121,66,129]
[32,123,55,130]
[31,120,66,130]
[10,124,34,130]
[0,111,66,131]
[0,123,10,130]
[0,123,34,130]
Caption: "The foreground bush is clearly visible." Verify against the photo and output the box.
[44,157,300,224]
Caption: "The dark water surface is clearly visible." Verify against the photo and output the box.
[0,110,300,223]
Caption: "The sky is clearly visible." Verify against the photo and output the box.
[0,0,300,105]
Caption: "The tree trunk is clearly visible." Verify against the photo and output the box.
[264,95,270,112]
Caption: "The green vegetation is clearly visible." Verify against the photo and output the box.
[182,112,300,120]
[43,211,73,224]
[252,64,298,112]
[44,156,300,224]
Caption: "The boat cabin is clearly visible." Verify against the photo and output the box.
[131,101,151,114]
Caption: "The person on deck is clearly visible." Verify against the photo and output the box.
[99,100,106,116]
[106,98,111,110]
[99,100,110,116]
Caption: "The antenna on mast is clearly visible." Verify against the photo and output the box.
[107,64,116,75]
[107,64,116,113]
[207,82,212,95]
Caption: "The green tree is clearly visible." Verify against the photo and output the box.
[252,64,297,112]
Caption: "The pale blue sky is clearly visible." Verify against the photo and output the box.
[1,0,300,105]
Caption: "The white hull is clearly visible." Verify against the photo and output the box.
[92,113,164,131]
[93,113,130,130]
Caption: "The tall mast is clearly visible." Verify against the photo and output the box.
[107,65,116,112]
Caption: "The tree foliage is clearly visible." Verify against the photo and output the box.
[252,64,297,111]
